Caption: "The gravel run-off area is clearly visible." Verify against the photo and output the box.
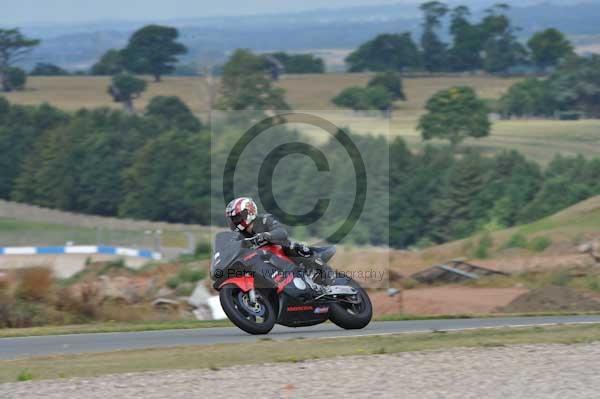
[2,343,600,399]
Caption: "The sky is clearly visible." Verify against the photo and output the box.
[1,0,416,25]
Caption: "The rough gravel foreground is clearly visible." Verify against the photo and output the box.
[2,343,600,399]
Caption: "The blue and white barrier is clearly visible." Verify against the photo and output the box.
[0,246,162,260]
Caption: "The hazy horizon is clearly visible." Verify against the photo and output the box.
[0,0,567,26]
[2,0,410,26]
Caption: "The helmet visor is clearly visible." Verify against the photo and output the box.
[228,210,248,230]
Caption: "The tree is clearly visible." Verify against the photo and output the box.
[332,86,369,110]
[527,28,574,71]
[479,4,527,74]
[483,33,527,74]
[121,25,187,82]
[30,63,69,76]
[3,67,26,91]
[268,52,325,74]
[363,86,394,112]
[345,33,421,72]
[367,72,405,100]
[483,150,542,227]
[11,108,155,214]
[429,151,487,242]
[420,1,449,72]
[495,152,600,228]
[0,101,68,199]
[418,86,490,148]
[448,6,485,71]
[90,49,125,75]
[547,55,600,117]
[519,174,591,224]
[499,55,600,118]
[479,3,512,36]
[218,49,289,110]
[332,86,394,112]
[145,96,202,131]
[108,73,147,113]
[499,78,556,118]
[119,130,210,224]
[0,29,40,92]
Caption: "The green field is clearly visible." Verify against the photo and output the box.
[1,324,598,382]
[4,74,599,164]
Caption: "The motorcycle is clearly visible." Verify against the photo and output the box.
[211,231,372,334]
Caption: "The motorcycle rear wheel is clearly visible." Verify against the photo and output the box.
[329,278,372,330]
[219,285,276,335]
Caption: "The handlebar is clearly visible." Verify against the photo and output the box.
[241,236,267,248]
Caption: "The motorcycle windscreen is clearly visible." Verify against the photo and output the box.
[211,231,246,275]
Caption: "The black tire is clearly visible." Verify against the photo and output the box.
[219,285,276,335]
[329,279,372,330]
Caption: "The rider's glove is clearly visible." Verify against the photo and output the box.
[251,232,270,247]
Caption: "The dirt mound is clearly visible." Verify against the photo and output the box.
[497,286,600,313]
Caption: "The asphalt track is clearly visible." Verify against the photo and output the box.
[1,315,600,360]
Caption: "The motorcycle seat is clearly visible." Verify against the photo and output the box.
[311,245,336,263]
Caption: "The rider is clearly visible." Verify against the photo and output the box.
[225,197,313,258]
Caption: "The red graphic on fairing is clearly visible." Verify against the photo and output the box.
[287,305,314,312]
[219,275,255,292]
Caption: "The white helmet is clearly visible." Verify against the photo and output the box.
[225,197,258,231]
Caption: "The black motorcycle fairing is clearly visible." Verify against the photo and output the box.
[277,285,331,327]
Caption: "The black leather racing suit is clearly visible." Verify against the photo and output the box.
[237,213,294,287]
[240,213,290,246]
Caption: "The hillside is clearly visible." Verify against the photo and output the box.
[368,196,600,278]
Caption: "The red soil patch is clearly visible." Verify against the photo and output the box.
[371,287,528,316]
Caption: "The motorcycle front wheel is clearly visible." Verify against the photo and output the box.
[219,285,276,335]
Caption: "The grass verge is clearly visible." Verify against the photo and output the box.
[3,311,600,339]
[1,324,599,383]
